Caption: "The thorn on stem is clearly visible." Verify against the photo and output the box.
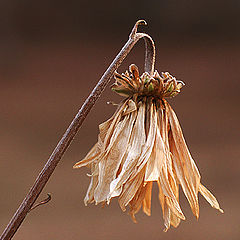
[107,101,119,106]
[29,193,52,212]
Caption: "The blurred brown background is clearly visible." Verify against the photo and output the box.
[0,0,239,239]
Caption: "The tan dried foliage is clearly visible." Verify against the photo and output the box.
[74,65,223,231]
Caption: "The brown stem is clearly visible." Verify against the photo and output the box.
[0,20,156,240]
[129,20,156,74]
[144,37,155,74]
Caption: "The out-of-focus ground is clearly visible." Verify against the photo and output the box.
[0,1,240,240]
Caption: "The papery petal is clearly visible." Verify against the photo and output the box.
[159,162,185,220]
[109,101,146,198]
[74,102,128,169]
[157,180,170,231]
[170,213,181,228]
[144,124,164,181]
[84,163,99,205]
[100,101,128,152]
[73,143,100,168]
[169,130,200,218]
[142,182,153,216]
[123,99,137,116]
[119,178,153,221]
[158,107,176,185]
[118,167,145,211]
[132,103,157,178]
[128,174,148,222]
[199,183,223,213]
[94,110,137,203]
[166,102,200,184]
[166,102,200,218]
[158,107,185,221]
[167,168,182,228]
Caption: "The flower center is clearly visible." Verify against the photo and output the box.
[112,64,184,99]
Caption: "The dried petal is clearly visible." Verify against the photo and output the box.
[199,183,223,213]
[94,112,136,203]
[109,101,146,199]
[166,101,201,218]
[142,182,153,216]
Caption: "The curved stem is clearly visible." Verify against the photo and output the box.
[0,20,156,240]
[144,36,155,74]
[129,20,156,74]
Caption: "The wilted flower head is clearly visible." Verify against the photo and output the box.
[74,64,223,231]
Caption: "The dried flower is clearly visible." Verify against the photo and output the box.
[74,64,223,231]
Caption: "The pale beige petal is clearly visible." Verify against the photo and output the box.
[159,107,168,143]
[95,115,129,202]
[74,99,137,169]
[157,179,165,211]
[73,143,100,168]
[167,167,186,223]
[157,180,170,232]
[157,108,171,174]
[118,167,145,211]
[159,109,185,221]
[84,163,99,205]
[123,99,137,116]
[163,203,171,232]
[167,102,200,186]
[169,131,200,218]
[160,194,181,230]
[142,104,159,181]
[98,101,126,145]
[142,182,153,216]
[94,111,137,203]
[170,214,181,228]
[199,183,224,213]
[98,118,114,146]
[128,177,148,222]
[159,108,178,191]
[159,163,185,220]
[74,101,128,169]
[166,102,200,218]
[109,101,146,198]
[131,103,158,179]
[100,101,128,151]
[103,100,137,154]
[144,124,165,181]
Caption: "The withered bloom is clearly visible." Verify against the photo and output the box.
[74,64,223,231]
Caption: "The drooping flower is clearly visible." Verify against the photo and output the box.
[73,64,223,231]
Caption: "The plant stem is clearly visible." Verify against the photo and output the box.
[0,20,155,240]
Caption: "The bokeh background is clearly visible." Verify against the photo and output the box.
[0,1,239,239]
